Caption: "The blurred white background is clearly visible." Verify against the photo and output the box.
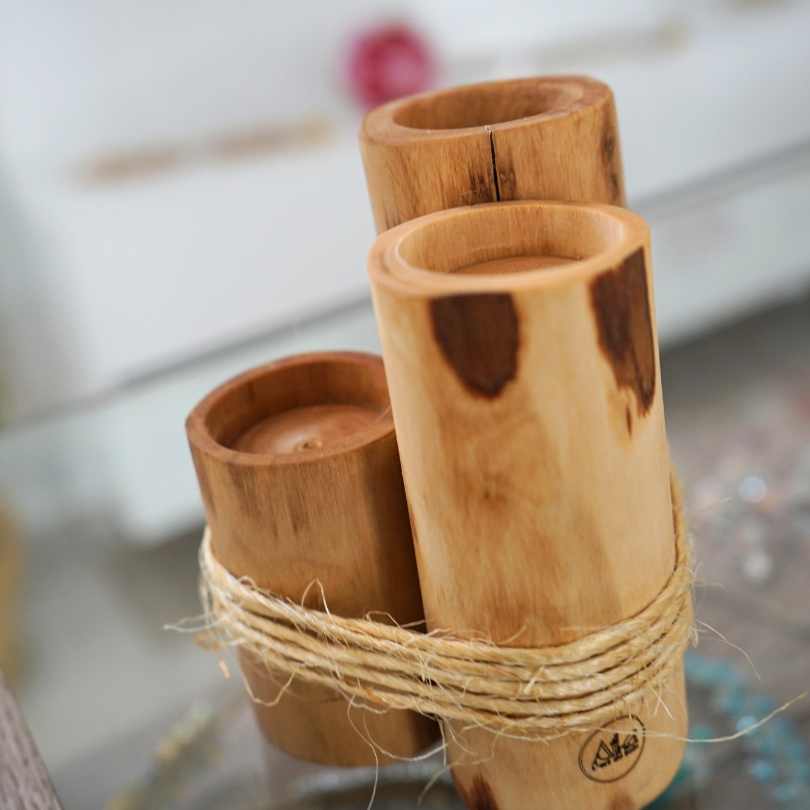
[3,0,810,418]
[2,0,810,542]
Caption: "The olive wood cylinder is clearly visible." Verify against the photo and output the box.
[360,75,624,233]
[368,202,688,810]
[186,352,437,766]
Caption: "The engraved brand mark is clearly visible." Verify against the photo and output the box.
[591,731,640,770]
[578,715,646,783]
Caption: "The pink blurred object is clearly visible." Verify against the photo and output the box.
[346,23,436,109]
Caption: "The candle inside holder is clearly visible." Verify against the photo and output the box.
[231,404,384,455]
[457,255,574,275]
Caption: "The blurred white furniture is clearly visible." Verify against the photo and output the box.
[2,0,810,541]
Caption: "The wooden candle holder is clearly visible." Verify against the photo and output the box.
[360,75,624,233]
[186,352,437,766]
[368,202,688,809]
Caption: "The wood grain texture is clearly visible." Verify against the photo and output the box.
[0,673,63,810]
[368,202,687,810]
[360,75,624,233]
[186,352,437,766]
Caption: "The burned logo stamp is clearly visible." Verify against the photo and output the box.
[578,715,646,783]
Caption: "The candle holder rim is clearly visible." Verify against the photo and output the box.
[360,74,611,142]
[186,350,395,468]
[369,200,648,295]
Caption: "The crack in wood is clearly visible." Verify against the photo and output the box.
[488,128,501,202]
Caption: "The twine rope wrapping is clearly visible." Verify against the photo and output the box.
[198,482,693,740]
